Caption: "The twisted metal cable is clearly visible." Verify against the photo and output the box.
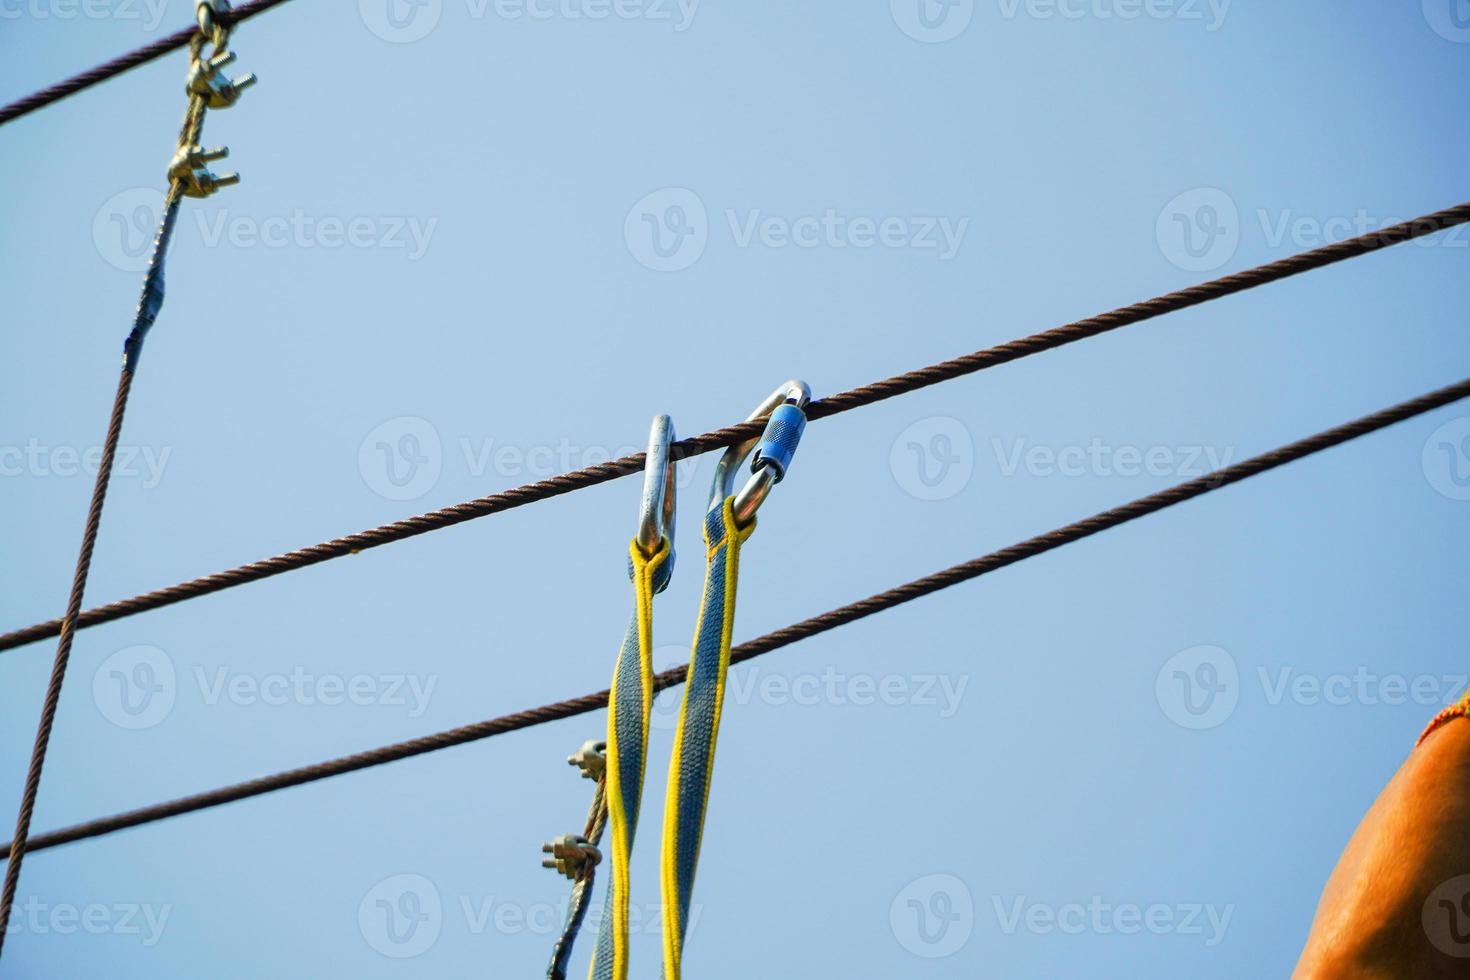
[4,374,1466,863]
[2,202,1467,656]
[0,14,239,956]
[546,764,609,980]
[0,0,293,127]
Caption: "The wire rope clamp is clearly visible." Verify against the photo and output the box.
[541,833,602,879]
[168,144,239,198]
[710,380,811,526]
[186,49,256,110]
[566,739,606,782]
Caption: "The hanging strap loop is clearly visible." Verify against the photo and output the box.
[658,380,811,980]
[587,418,677,980]
[658,499,753,980]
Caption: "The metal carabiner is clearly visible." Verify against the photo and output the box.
[636,414,677,562]
[710,380,811,527]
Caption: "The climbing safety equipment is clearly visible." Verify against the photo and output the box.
[574,385,810,980]
[659,381,809,979]
[541,417,678,979]
[584,414,677,980]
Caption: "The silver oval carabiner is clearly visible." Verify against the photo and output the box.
[709,380,811,526]
[636,414,677,560]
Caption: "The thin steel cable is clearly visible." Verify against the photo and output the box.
[2,202,1467,656]
[4,374,1466,863]
[0,0,294,127]
[0,18,233,955]
[0,371,136,954]
[0,211,174,951]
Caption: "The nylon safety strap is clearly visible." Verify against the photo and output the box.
[587,538,674,980]
[659,497,755,980]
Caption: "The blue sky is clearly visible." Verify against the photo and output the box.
[1,2,1469,977]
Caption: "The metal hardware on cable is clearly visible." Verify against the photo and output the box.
[0,1,256,960]
[709,379,811,526]
[126,0,253,368]
[544,833,602,880]
[171,0,253,200]
[637,414,677,571]
[659,380,812,980]
[543,741,609,980]
[187,50,257,108]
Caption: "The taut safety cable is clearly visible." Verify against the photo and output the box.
[0,3,255,956]
[0,0,292,127]
[1,201,1467,656]
[3,374,1466,865]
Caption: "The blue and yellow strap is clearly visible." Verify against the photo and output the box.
[659,497,755,980]
[588,538,672,980]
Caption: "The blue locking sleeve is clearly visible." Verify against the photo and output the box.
[750,403,806,481]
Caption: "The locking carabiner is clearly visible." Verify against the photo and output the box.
[635,414,677,572]
[709,380,811,526]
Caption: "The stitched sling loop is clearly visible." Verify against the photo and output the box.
[587,537,674,980]
[658,383,808,979]
[582,415,678,980]
[658,497,754,979]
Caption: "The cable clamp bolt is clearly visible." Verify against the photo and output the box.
[567,740,606,782]
[541,834,602,879]
[186,49,256,109]
[168,144,239,198]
